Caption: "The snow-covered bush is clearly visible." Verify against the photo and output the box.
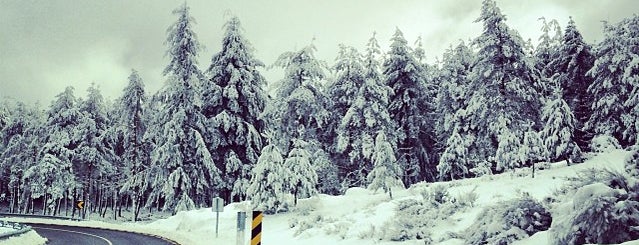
[470,160,492,177]
[549,182,639,244]
[556,168,630,197]
[421,184,451,206]
[465,195,552,245]
[590,134,621,153]
[384,199,432,242]
[455,186,478,207]
[626,146,639,177]
[385,185,476,242]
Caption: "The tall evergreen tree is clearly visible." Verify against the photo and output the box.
[466,0,540,170]
[540,88,577,163]
[587,15,639,147]
[535,17,562,85]
[117,70,149,221]
[265,44,327,153]
[75,84,113,215]
[205,17,268,202]
[327,44,366,187]
[434,42,473,147]
[548,17,595,151]
[0,101,45,213]
[384,28,432,185]
[26,87,81,214]
[336,34,395,188]
[437,108,474,180]
[146,3,219,213]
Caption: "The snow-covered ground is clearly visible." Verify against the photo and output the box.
[0,230,46,245]
[2,149,634,245]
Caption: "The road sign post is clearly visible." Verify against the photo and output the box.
[212,197,224,238]
[237,212,246,245]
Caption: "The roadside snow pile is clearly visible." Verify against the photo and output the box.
[0,230,47,245]
[139,149,638,245]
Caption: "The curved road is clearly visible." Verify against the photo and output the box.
[28,223,176,245]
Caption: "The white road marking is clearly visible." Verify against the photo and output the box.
[35,227,113,245]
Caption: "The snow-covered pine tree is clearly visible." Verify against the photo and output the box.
[467,0,541,171]
[247,139,289,214]
[284,137,317,206]
[146,3,220,213]
[205,16,268,202]
[434,42,473,147]
[367,131,401,199]
[384,28,433,185]
[494,118,523,171]
[587,15,639,147]
[519,129,547,177]
[116,70,149,221]
[437,110,473,181]
[535,17,562,96]
[336,34,395,189]
[265,43,328,153]
[540,87,576,163]
[621,16,639,147]
[520,129,547,166]
[548,17,595,151]
[328,44,366,188]
[74,84,113,216]
[26,86,81,214]
[0,101,45,213]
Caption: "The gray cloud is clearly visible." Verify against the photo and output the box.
[1,0,637,105]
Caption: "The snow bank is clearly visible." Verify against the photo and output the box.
[0,230,47,245]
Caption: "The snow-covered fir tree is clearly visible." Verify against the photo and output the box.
[437,110,473,180]
[519,129,547,167]
[146,3,220,213]
[367,131,401,199]
[336,33,395,189]
[204,16,268,202]
[548,17,595,151]
[75,84,113,215]
[540,87,577,163]
[116,70,149,221]
[247,137,288,214]
[0,101,45,213]
[621,17,639,147]
[466,0,541,170]
[26,87,81,214]
[265,43,328,153]
[534,17,562,98]
[494,118,523,171]
[328,44,366,187]
[434,41,473,146]
[587,15,639,147]
[284,137,317,205]
[384,28,433,185]
[264,43,335,196]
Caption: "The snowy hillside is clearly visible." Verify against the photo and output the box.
[137,149,634,245]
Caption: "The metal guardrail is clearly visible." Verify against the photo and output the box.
[0,220,32,240]
[0,213,82,221]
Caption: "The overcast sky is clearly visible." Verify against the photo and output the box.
[1,0,637,105]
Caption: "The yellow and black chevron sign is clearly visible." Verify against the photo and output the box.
[251,211,262,245]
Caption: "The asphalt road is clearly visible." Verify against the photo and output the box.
[28,223,176,245]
